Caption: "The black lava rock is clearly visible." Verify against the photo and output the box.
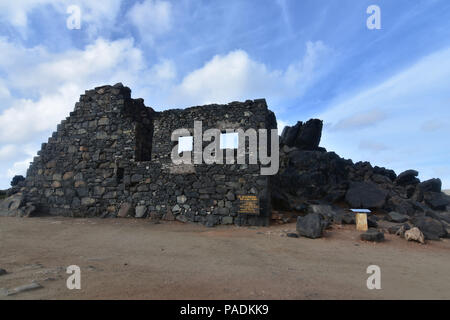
[360,229,385,242]
[296,213,325,239]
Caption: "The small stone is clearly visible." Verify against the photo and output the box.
[118,202,133,218]
[51,181,61,188]
[98,117,110,125]
[74,180,85,188]
[6,282,43,296]
[0,268,7,276]
[388,223,410,235]
[360,229,384,242]
[221,216,233,225]
[135,205,147,218]
[93,186,105,196]
[177,195,187,204]
[342,213,355,225]
[81,197,95,206]
[226,191,235,201]
[63,172,74,180]
[162,209,175,221]
[404,227,425,244]
[287,233,299,238]
[367,215,378,228]
[131,174,143,183]
[172,204,181,213]
[395,224,411,237]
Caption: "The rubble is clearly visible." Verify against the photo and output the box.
[274,121,450,240]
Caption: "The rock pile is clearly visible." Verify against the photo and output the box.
[275,121,450,241]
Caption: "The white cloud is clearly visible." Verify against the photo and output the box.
[127,0,172,43]
[0,145,20,161]
[0,0,47,28]
[319,47,450,188]
[331,109,387,131]
[149,59,176,82]
[6,157,33,179]
[0,37,154,143]
[171,41,331,107]
[0,0,123,39]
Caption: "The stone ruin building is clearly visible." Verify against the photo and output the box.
[20,83,277,226]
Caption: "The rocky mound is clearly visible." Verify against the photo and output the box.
[273,119,450,240]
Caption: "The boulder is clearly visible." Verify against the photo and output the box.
[10,175,25,187]
[296,213,325,239]
[388,223,410,235]
[385,196,415,216]
[435,212,450,224]
[135,205,147,218]
[307,204,338,222]
[280,119,323,150]
[404,227,425,244]
[373,166,397,181]
[341,213,355,225]
[360,229,385,242]
[423,192,450,211]
[0,194,24,217]
[118,202,133,218]
[385,211,409,223]
[395,170,419,186]
[367,215,378,228]
[418,178,442,193]
[205,214,220,228]
[412,216,447,240]
[18,203,36,217]
[345,181,388,209]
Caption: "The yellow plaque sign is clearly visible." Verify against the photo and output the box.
[237,195,260,215]
[356,213,368,231]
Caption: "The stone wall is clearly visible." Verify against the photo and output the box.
[22,84,277,226]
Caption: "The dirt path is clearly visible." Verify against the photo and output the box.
[0,217,449,299]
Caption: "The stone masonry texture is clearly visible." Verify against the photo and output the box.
[22,83,277,227]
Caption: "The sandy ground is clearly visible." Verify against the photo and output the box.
[0,216,449,300]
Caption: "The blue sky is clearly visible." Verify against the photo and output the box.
[0,0,450,189]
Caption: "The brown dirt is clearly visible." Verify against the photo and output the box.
[0,216,449,300]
